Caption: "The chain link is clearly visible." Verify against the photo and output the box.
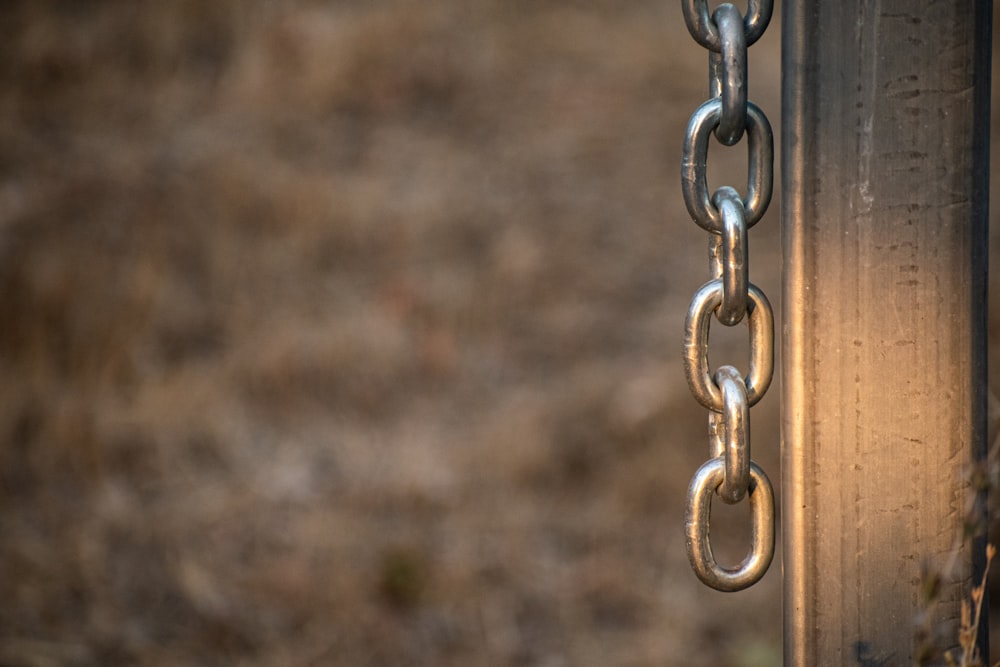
[683,280,773,411]
[681,98,772,232]
[714,186,748,325]
[709,4,747,145]
[680,1,776,592]
[713,365,750,503]
[685,459,775,592]
[681,0,771,50]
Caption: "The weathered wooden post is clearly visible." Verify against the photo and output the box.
[781,1,992,663]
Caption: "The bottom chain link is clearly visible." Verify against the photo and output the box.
[684,458,775,592]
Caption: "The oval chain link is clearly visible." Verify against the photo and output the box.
[682,0,772,51]
[679,1,776,591]
[685,459,775,592]
[681,98,772,233]
[714,365,750,504]
[710,4,747,145]
[714,186,748,326]
[683,279,773,411]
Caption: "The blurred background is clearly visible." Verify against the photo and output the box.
[0,1,994,665]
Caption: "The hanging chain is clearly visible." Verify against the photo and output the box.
[680,0,775,592]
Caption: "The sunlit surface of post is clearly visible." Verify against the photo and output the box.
[781,1,991,663]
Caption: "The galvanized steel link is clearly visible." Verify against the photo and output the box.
[709,4,747,145]
[683,280,773,411]
[714,365,750,504]
[714,186,748,326]
[681,98,773,232]
[682,0,773,51]
[685,459,775,592]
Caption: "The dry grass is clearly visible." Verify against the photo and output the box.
[0,2,994,666]
[0,2,783,665]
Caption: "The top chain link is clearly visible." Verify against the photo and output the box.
[681,0,773,51]
[680,0,776,592]
[709,4,747,145]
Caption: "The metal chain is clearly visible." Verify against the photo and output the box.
[680,0,775,593]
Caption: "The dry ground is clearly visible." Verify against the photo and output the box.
[0,2,995,666]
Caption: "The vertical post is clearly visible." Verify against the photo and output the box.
[781,1,991,664]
